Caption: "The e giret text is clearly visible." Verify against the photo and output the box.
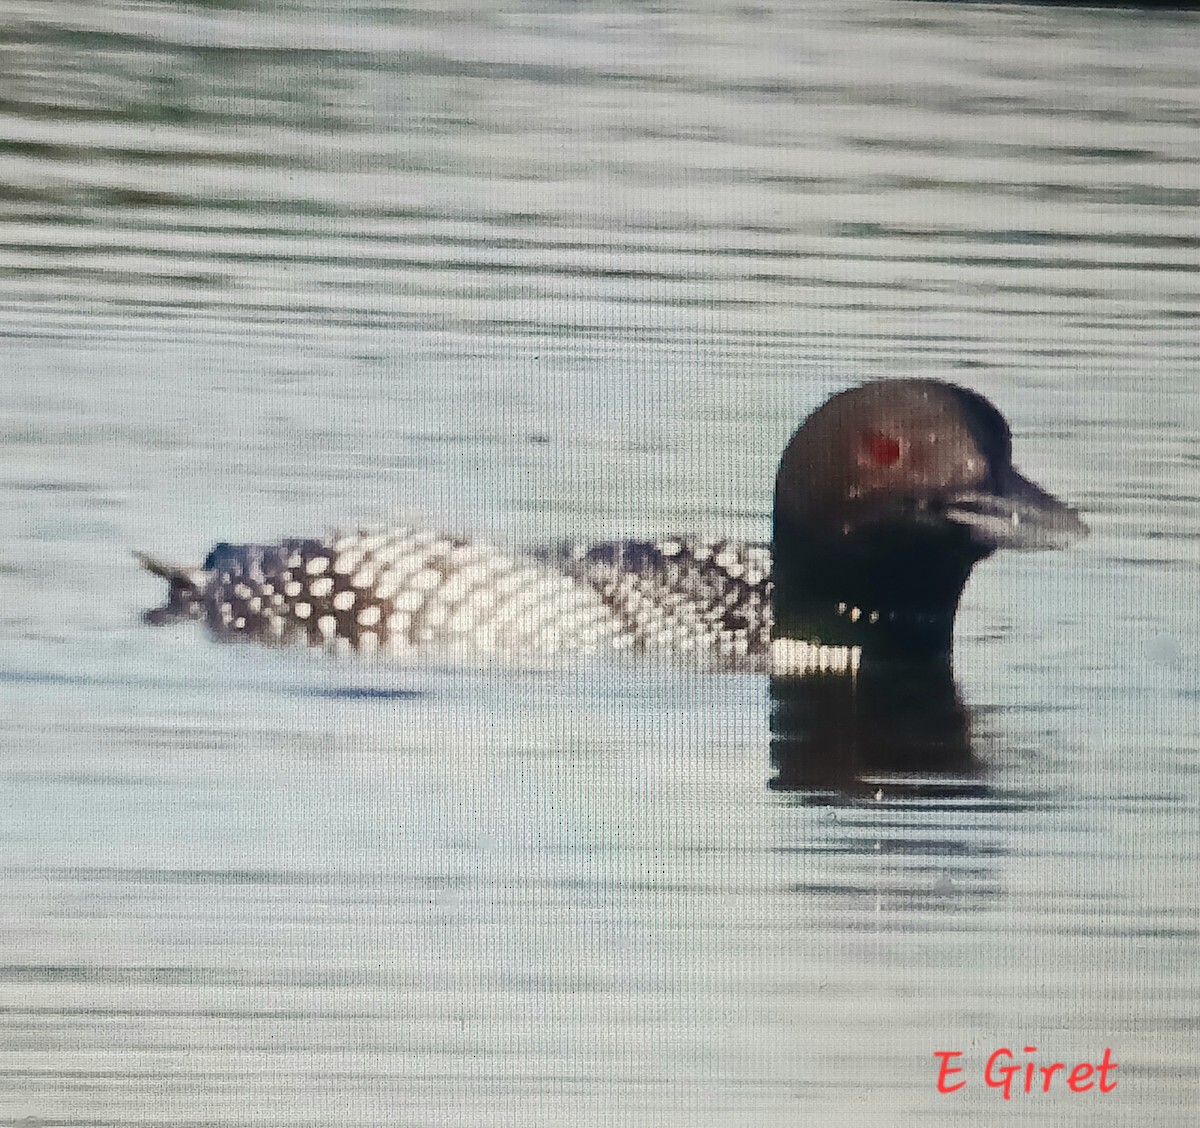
[934,1046,1117,1098]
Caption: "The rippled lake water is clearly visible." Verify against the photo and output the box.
[3,1,1200,1124]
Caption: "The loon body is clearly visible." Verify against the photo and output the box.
[140,379,1086,673]
[138,534,773,666]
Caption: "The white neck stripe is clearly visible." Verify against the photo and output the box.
[770,638,861,677]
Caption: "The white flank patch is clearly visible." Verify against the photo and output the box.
[351,567,378,589]
[374,575,401,600]
[447,605,476,633]
[333,552,362,576]
[393,589,424,613]
[439,574,470,604]
[410,568,441,592]
[358,631,379,656]
[491,571,526,597]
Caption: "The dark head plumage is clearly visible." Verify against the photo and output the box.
[771,379,1086,669]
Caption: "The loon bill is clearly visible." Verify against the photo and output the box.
[139,379,1087,674]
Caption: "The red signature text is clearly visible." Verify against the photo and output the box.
[934,1046,1118,1098]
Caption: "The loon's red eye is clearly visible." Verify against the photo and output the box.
[862,430,902,466]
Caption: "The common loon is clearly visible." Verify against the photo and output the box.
[139,379,1086,674]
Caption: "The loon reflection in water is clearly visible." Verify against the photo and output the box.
[769,663,982,798]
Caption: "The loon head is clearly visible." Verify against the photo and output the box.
[771,379,1087,670]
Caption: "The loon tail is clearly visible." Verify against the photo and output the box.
[134,551,206,625]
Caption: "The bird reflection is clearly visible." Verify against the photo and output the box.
[769,662,986,799]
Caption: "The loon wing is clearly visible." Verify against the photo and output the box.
[549,537,774,657]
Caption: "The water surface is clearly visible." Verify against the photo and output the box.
[2,1,1200,1124]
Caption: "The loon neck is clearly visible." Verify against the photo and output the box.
[776,597,957,656]
[770,516,985,666]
